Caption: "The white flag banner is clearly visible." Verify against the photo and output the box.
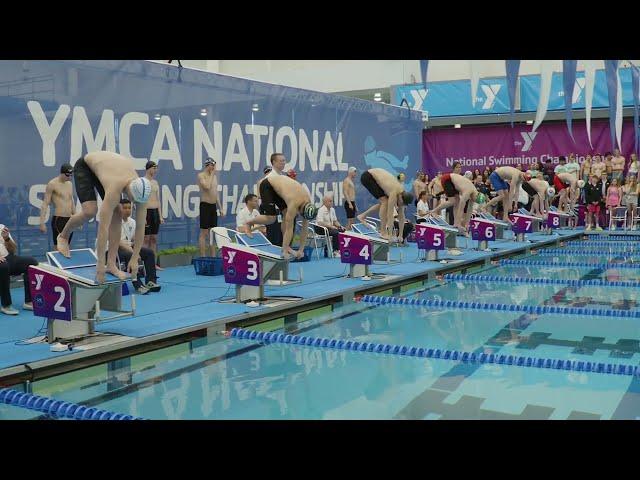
[532,60,554,133]
[583,60,598,149]
[616,67,623,150]
[470,60,481,107]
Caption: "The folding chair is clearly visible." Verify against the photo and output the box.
[297,220,329,260]
[609,206,628,230]
[630,208,640,231]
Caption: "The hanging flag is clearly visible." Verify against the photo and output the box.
[630,61,640,155]
[605,60,620,150]
[615,66,623,152]
[583,60,598,149]
[562,60,577,142]
[532,60,554,133]
[470,60,481,107]
[419,60,429,91]
[505,60,520,126]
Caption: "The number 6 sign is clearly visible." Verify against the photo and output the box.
[221,246,262,286]
[28,266,72,321]
[339,232,373,265]
[470,219,495,241]
[415,224,445,250]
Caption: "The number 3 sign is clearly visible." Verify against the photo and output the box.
[221,246,261,286]
[339,233,372,265]
[28,266,72,321]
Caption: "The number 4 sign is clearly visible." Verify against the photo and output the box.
[339,233,373,265]
[28,266,72,321]
[221,246,262,286]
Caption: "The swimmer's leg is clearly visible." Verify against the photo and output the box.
[357,203,379,224]
[106,207,127,281]
[57,200,97,258]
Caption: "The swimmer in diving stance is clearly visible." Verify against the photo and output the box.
[427,172,477,233]
[245,172,318,260]
[56,151,152,284]
[357,168,413,240]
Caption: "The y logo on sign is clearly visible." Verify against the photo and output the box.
[226,251,236,263]
[407,88,428,110]
[558,77,586,105]
[479,84,501,109]
[33,273,44,290]
[519,131,538,152]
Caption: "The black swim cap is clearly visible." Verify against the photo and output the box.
[60,163,73,175]
[401,192,414,205]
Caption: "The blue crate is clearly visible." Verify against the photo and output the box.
[192,256,224,276]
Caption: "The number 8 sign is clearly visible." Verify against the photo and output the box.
[547,212,561,229]
[28,266,72,321]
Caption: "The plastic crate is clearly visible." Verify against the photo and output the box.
[192,256,224,276]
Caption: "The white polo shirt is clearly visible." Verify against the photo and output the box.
[121,217,136,248]
[236,206,260,228]
[416,200,429,216]
[316,205,337,226]
[0,224,14,259]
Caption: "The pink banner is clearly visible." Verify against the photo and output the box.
[422,119,636,177]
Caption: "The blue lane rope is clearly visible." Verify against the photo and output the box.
[537,249,638,257]
[357,293,640,318]
[0,388,144,420]
[583,235,640,241]
[443,273,640,288]
[566,241,640,247]
[500,259,640,269]
[229,328,640,378]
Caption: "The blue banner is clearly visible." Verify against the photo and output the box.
[505,60,520,126]
[630,63,640,154]
[563,60,578,142]
[520,67,635,112]
[0,60,422,259]
[605,60,620,150]
[393,77,510,117]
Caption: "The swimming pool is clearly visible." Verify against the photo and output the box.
[3,238,639,420]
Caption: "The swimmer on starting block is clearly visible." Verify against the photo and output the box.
[553,172,582,212]
[426,172,477,234]
[56,151,152,284]
[245,153,318,260]
[525,178,553,216]
[357,168,413,240]
[483,166,530,221]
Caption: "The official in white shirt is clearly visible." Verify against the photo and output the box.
[0,223,39,315]
[118,199,160,294]
[315,194,345,257]
[416,191,429,223]
[236,194,266,235]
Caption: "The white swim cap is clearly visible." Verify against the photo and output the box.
[547,187,556,196]
[129,177,151,204]
[577,180,585,188]
[464,171,473,178]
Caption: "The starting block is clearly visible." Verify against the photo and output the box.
[420,216,459,248]
[470,217,497,251]
[415,224,446,261]
[27,249,135,347]
[219,231,302,305]
[546,206,574,230]
[475,212,508,239]
[339,231,374,279]
[509,212,542,241]
[351,222,400,263]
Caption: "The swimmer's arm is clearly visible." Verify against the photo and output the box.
[397,206,406,228]
[39,182,53,228]
[156,181,164,224]
[197,173,209,191]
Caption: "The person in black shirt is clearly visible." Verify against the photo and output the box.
[584,174,603,231]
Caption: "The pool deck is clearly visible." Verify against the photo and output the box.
[0,228,595,381]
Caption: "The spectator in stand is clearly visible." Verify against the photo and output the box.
[452,162,462,175]
[393,206,414,244]
[611,148,625,183]
[473,169,482,180]
[526,162,541,179]
[475,176,489,196]
[604,152,613,177]
[627,153,639,181]
[0,224,38,315]
[516,164,524,171]
[597,171,610,227]
[580,154,592,184]
[606,178,621,229]
[412,171,428,207]
[416,191,429,223]
[565,153,580,181]
[591,154,606,180]
[315,194,345,257]
[622,175,639,229]
[584,174,603,231]
[554,156,568,176]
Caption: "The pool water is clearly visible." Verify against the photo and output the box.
[3,239,640,420]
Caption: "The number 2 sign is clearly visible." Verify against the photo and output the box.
[28,266,72,321]
[415,224,445,250]
[221,246,262,286]
[339,233,373,265]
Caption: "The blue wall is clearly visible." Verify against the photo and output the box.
[0,61,422,259]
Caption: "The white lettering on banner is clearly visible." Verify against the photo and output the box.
[70,106,116,161]
[409,89,427,110]
[193,119,223,170]
[245,124,268,170]
[27,101,70,167]
[119,112,149,168]
[163,185,183,219]
[481,85,501,109]
[276,126,298,170]
[28,184,47,225]
[299,129,318,172]
[150,115,182,170]
[336,132,348,171]
[318,131,337,171]
[183,185,200,217]
[224,123,251,172]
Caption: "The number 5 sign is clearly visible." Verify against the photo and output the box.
[221,246,261,286]
[470,219,495,241]
[339,233,372,265]
[28,266,72,321]
[415,224,445,250]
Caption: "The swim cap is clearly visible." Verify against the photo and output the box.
[475,193,486,204]
[397,173,406,182]
[348,166,357,173]
[263,166,273,175]
[302,203,318,220]
[287,169,297,179]
[547,187,556,197]
[401,191,414,205]
[577,179,585,188]
[60,163,73,175]
[129,177,152,204]
[523,173,532,182]
[145,160,157,170]
[464,171,473,179]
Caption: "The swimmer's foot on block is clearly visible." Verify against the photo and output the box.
[106,265,130,281]
[356,214,366,224]
[56,235,71,258]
